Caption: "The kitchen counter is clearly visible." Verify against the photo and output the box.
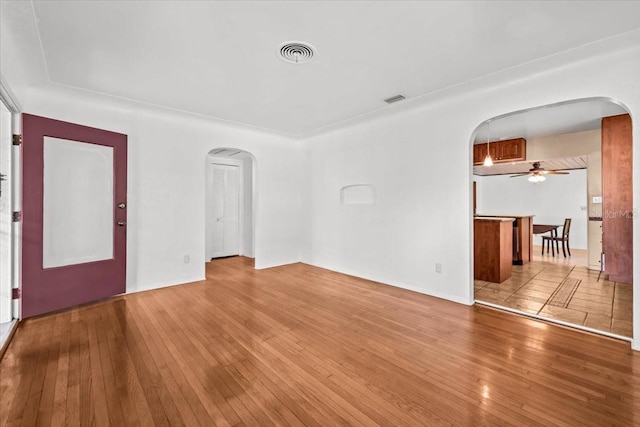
[475,214,534,265]
[474,217,517,221]
[474,217,514,283]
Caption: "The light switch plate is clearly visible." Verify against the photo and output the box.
[592,196,602,204]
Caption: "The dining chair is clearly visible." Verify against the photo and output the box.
[542,218,572,257]
[541,229,556,256]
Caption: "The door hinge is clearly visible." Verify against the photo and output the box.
[12,211,21,222]
[12,288,21,300]
[12,134,22,146]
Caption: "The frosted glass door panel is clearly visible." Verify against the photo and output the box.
[43,137,114,268]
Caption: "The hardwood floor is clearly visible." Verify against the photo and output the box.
[2,256,639,425]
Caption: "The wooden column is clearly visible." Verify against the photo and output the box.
[602,114,633,284]
[473,181,477,215]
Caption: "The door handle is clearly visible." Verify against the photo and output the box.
[117,221,126,227]
[118,203,126,209]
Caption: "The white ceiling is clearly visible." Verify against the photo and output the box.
[472,98,627,144]
[4,1,640,136]
[473,156,587,177]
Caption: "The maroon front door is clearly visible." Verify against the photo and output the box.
[22,114,127,318]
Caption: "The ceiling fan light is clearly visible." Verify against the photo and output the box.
[528,174,546,183]
[483,155,493,167]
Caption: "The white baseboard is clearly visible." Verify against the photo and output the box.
[127,275,205,294]
[254,259,300,270]
[304,261,473,306]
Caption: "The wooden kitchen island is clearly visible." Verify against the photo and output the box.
[475,214,534,265]
[474,217,515,283]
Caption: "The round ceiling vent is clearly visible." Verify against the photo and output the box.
[278,41,316,64]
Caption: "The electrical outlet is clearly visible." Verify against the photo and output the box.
[435,262,442,273]
[184,255,190,264]
[592,196,602,204]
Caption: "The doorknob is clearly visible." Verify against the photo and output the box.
[118,203,126,209]
[117,221,126,226]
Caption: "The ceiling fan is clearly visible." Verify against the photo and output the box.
[510,162,569,183]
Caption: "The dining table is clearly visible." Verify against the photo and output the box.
[533,224,560,256]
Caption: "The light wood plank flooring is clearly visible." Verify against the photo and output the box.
[2,256,639,425]
[475,248,633,337]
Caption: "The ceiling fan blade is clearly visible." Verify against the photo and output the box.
[509,173,530,177]
[545,171,570,175]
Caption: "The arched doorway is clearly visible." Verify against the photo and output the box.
[470,97,634,340]
[205,148,256,262]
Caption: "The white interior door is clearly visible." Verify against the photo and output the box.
[206,163,239,259]
[0,100,13,323]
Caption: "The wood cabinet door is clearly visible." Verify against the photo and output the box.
[488,142,500,160]
[473,138,526,164]
[473,144,488,165]
[499,138,526,161]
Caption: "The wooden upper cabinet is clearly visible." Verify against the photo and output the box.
[497,138,526,162]
[473,144,488,165]
[473,138,526,165]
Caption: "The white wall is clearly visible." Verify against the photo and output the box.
[0,99,12,323]
[20,85,301,293]
[476,171,588,249]
[300,106,478,305]
[242,157,254,257]
[300,34,640,348]
[526,129,600,161]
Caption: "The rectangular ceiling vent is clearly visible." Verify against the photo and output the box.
[384,94,406,104]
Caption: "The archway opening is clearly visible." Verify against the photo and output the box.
[469,97,633,340]
[205,148,256,265]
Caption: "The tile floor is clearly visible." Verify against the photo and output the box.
[474,247,633,337]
